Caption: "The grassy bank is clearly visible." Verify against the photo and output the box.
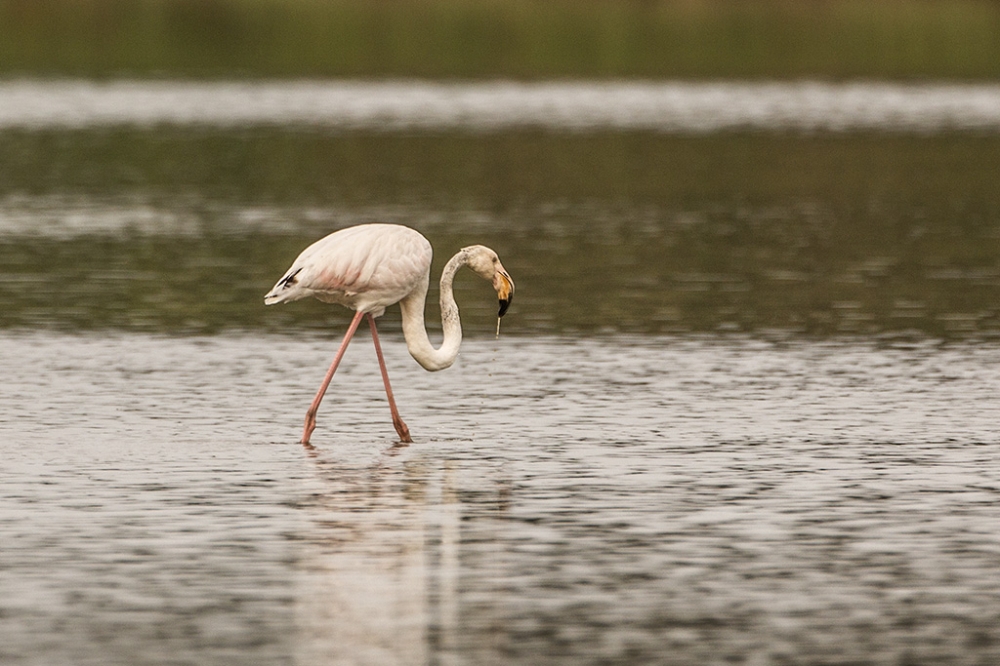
[1,0,999,80]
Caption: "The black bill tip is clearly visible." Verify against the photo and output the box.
[498,298,511,318]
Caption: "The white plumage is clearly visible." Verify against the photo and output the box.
[265,224,431,316]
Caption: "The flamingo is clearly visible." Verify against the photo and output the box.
[264,223,515,445]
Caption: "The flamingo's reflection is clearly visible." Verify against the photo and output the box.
[294,442,510,666]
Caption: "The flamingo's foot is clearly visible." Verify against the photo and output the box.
[301,411,317,445]
[394,418,413,444]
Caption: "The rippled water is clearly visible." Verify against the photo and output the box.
[3,80,1000,131]
[3,332,1000,665]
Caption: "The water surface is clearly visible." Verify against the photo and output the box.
[1,128,999,338]
[2,332,1000,665]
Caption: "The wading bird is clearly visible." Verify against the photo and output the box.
[265,223,514,445]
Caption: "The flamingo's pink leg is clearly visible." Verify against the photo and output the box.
[367,313,413,443]
[301,309,366,444]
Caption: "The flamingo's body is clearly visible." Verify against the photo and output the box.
[265,223,514,444]
[265,224,431,318]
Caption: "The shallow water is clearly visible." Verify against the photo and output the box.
[3,331,1000,665]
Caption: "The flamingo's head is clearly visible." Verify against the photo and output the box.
[463,245,515,318]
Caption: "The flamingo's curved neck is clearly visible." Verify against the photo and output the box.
[398,250,466,371]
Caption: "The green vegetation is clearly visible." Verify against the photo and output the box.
[1,0,999,80]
